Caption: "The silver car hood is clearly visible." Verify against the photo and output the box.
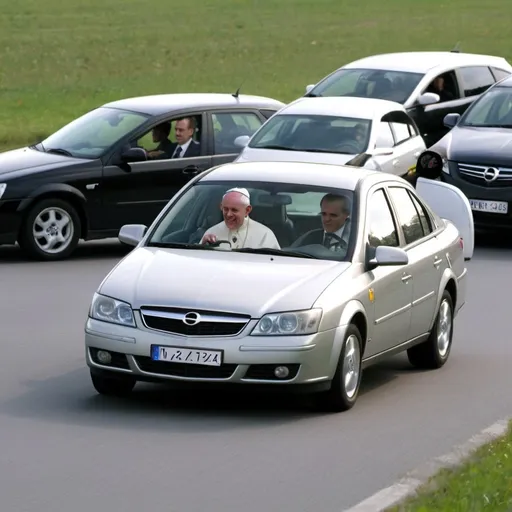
[236,147,354,165]
[99,247,351,317]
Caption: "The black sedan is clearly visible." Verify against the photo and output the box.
[0,93,285,260]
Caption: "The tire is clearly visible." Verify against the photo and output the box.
[315,324,363,412]
[18,198,81,261]
[90,370,136,397]
[407,289,454,369]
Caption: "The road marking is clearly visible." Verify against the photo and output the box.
[343,416,511,512]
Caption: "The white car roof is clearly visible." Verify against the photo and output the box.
[200,160,397,191]
[103,93,286,116]
[277,96,405,120]
[342,51,511,74]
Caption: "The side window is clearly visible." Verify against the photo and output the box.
[285,192,325,215]
[260,109,278,119]
[408,190,433,235]
[367,189,399,247]
[383,111,418,144]
[491,67,511,82]
[375,121,395,148]
[212,112,264,155]
[387,187,426,245]
[459,66,496,97]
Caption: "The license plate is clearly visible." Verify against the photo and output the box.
[469,199,508,214]
[151,345,222,366]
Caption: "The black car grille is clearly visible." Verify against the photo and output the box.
[134,356,237,378]
[456,162,512,187]
[140,306,250,337]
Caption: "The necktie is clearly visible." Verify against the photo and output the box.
[173,146,182,159]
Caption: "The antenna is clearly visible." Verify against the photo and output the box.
[450,42,461,53]
[232,80,245,98]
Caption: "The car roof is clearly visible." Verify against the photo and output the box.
[199,160,397,191]
[102,93,286,116]
[278,96,405,120]
[342,51,511,74]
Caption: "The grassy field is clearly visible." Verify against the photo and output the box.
[1,0,512,151]
[388,420,512,511]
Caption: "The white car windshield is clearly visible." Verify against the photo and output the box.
[146,180,356,261]
[248,114,371,155]
[37,107,150,159]
[461,86,512,127]
[308,68,424,104]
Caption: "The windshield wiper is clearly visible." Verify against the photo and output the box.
[253,144,301,151]
[146,242,218,250]
[235,247,318,259]
[46,148,73,157]
[300,148,351,154]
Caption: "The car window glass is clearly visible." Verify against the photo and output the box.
[459,66,496,97]
[375,121,395,148]
[212,112,263,155]
[388,187,425,245]
[285,192,325,215]
[491,67,511,81]
[408,191,433,235]
[462,87,512,126]
[390,121,410,144]
[367,189,399,247]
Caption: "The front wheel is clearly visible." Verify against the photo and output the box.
[315,324,363,412]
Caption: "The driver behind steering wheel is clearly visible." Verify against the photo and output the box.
[294,193,351,251]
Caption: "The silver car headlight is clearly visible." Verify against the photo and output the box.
[89,293,136,327]
[0,183,6,200]
[251,308,322,336]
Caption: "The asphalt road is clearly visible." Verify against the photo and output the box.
[1,236,511,512]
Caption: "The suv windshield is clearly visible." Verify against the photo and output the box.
[461,86,512,127]
[38,107,150,159]
[147,180,356,262]
[308,68,424,104]
[248,114,371,155]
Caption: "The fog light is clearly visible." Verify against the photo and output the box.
[274,366,290,379]
[97,350,112,364]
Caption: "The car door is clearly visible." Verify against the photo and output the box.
[100,112,212,230]
[208,109,271,168]
[364,187,413,357]
[386,185,441,339]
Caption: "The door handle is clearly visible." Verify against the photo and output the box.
[182,166,200,175]
[434,256,442,268]
[401,273,412,282]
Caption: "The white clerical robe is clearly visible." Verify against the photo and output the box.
[201,217,280,250]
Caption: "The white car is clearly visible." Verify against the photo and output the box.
[234,97,426,179]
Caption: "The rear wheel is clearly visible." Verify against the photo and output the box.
[18,198,81,261]
[90,370,136,397]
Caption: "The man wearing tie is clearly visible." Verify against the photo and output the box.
[292,193,351,251]
[170,117,201,158]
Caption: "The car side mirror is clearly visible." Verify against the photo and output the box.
[118,224,147,247]
[443,113,460,128]
[234,135,250,148]
[121,147,147,163]
[415,150,443,180]
[305,84,315,94]
[367,246,408,271]
[418,92,440,106]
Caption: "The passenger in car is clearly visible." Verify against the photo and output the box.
[428,75,454,102]
[200,188,281,250]
[146,122,174,160]
[169,117,201,158]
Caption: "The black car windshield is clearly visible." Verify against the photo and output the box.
[308,68,424,104]
[38,107,150,159]
[461,86,512,127]
[248,114,371,155]
[146,180,356,262]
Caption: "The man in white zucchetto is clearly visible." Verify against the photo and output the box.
[200,187,281,250]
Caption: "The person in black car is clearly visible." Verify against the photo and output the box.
[147,122,174,159]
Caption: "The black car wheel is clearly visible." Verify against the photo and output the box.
[18,198,81,261]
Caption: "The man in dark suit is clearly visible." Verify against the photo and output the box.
[147,121,174,160]
[292,193,351,250]
[169,117,201,158]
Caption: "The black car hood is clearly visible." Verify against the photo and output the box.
[447,126,512,166]
[0,147,90,180]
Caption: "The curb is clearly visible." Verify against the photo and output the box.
[344,416,511,512]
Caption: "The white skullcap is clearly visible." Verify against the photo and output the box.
[224,187,250,201]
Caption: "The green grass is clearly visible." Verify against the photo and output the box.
[388,420,512,511]
[1,0,512,150]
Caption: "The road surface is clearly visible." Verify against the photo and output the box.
[0,237,511,512]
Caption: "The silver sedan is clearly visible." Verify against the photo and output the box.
[84,160,473,412]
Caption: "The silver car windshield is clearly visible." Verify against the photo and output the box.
[308,68,424,104]
[461,86,512,127]
[248,114,371,155]
[38,107,150,159]
[147,181,356,261]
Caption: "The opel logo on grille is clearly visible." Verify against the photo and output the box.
[483,167,500,182]
[183,312,201,326]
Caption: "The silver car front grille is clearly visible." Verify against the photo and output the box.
[457,162,512,185]
[139,306,251,337]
